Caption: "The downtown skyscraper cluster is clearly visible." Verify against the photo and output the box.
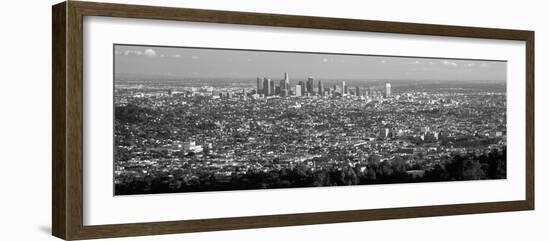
[256,72,391,99]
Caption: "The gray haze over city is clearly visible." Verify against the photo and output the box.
[114,45,506,82]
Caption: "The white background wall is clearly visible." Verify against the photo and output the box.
[0,0,547,240]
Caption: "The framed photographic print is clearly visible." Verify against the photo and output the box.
[52,1,534,240]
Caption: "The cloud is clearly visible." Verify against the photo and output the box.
[143,48,157,57]
[123,50,143,56]
[442,60,457,67]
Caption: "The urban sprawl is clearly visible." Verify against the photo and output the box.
[114,72,507,195]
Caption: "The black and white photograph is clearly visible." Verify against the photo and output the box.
[113,44,507,195]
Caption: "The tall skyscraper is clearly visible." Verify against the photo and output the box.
[318,80,324,96]
[295,85,302,97]
[281,89,288,97]
[279,79,286,93]
[279,72,290,93]
[256,77,263,94]
[284,72,290,90]
[342,81,346,95]
[270,79,275,96]
[263,78,271,97]
[385,83,391,98]
[298,80,305,94]
[307,77,314,94]
[355,86,360,97]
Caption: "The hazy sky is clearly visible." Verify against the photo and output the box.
[114,45,506,81]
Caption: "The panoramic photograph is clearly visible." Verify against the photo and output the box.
[113,44,507,195]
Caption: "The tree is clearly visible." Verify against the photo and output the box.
[365,166,377,182]
[424,164,447,181]
[462,160,486,180]
[391,156,407,173]
[445,155,467,180]
[368,154,381,164]
[483,148,506,179]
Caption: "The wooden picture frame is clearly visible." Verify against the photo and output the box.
[52,1,534,240]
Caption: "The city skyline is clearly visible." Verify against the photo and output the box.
[252,72,392,98]
[114,44,507,195]
[114,45,507,82]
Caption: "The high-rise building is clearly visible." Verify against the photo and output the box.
[263,78,271,97]
[270,80,276,96]
[279,72,290,93]
[257,77,263,93]
[281,89,288,97]
[295,85,302,96]
[284,72,290,90]
[307,77,314,94]
[318,80,324,96]
[298,80,305,94]
[342,81,346,95]
[342,81,348,95]
[385,83,391,98]
[355,86,360,97]
[279,79,286,93]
